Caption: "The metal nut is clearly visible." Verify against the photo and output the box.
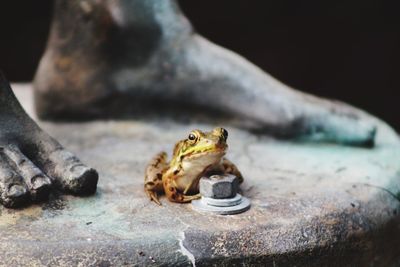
[199,174,239,199]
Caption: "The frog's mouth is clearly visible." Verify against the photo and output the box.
[186,146,226,160]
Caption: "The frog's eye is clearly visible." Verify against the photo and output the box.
[188,133,197,141]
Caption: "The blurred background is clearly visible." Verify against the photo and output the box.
[0,0,399,130]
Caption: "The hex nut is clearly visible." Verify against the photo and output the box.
[199,174,239,199]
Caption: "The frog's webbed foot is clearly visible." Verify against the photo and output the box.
[162,175,200,203]
[144,152,167,205]
[166,188,201,203]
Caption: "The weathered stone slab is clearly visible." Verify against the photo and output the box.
[1,84,399,266]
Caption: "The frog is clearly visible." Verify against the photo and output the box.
[144,127,243,205]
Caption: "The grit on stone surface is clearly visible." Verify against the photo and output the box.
[1,84,399,266]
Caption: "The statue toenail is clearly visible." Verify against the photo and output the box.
[7,184,27,198]
[31,175,51,190]
[70,164,87,174]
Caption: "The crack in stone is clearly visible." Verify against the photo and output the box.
[176,215,196,266]
[178,231,196,267]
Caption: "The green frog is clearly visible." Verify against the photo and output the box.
[144,127,243,205]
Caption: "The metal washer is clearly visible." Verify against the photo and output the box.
[192,194,251,215]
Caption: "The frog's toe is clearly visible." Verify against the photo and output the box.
[183,193,201,202]
[146,189,162,206]
[191,193,201,200]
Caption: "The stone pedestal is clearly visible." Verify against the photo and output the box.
[2,84,400,266]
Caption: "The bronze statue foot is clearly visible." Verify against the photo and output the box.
[34,0,397,147]
[0,73,98,208]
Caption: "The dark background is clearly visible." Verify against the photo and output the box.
[0,1,399,130]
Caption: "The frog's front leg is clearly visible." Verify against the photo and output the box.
[163,175,200,203]
[220,158,244,183]
[144,152,168,205]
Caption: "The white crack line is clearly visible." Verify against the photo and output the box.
[178,231,196,267]
[176,216,196,267]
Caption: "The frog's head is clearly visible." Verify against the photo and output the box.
[171,127,228,167]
